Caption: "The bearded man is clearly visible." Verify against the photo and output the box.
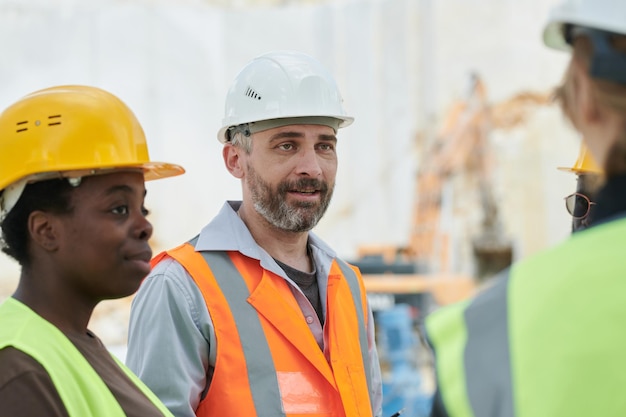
[126,50,383,417]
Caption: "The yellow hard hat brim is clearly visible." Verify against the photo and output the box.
[142,162,186,181]
[557,166,602,174]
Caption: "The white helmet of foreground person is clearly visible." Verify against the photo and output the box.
[543,0,626,51]
[217,50,354,143]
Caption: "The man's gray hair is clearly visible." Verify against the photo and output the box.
[229,129,253,153]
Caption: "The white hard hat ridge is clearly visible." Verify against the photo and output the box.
[543,0,626,51]
[217,50,354,143]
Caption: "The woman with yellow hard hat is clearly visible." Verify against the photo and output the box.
[0,85,184,417]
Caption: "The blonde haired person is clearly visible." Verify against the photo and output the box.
[425,0,626,416]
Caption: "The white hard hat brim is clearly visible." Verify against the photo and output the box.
[217,115,354,144]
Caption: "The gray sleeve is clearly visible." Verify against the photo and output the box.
[367,301,384,417]
[126,258,214,417]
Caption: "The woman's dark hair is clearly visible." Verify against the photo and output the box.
[1,179,74,267]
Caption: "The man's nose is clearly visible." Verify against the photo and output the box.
[296,148,323,177]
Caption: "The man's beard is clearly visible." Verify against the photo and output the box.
[246,165,334,232]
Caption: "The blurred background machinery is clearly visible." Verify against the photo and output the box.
[376,304,433,417]
[350,74,552,415]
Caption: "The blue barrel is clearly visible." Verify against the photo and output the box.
[377,304,433,417]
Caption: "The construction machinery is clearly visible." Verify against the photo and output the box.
[357,73,553,289]
[410,73,513,282]
[354,74,552,416]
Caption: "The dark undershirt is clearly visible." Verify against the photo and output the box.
[274,258,325,326]
[0,330,165,417]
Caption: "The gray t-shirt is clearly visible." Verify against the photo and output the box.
[274,257,325,326]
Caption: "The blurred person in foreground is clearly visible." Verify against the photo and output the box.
[126,50,383,417]
[0,85,184,417]
[425,0,626,415]
[558,142,602,232]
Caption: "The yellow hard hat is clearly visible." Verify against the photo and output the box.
[0,85,185,219]
[558,142,602,174]
[0,85,184,192]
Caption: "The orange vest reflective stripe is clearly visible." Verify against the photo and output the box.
[153,242,374,417]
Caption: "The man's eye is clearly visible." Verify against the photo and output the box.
[278,143,294,150]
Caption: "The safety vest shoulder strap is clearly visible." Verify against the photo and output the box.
[199,250,284,417]
[163,243,284,417]
[110,355,176,417]
[427,268,515,417]
[0,298,126,417]
[0,298,174,417]
[334,258,373,410]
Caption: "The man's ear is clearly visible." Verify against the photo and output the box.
[223,144,245,179]
[28,211,60,252]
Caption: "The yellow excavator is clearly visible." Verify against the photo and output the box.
[356,74,552,417]
[357,73,552,309]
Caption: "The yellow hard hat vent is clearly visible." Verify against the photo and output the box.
[0,85,183,192]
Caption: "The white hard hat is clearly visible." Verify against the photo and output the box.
[217,50,354,143]
[543,0,626,51]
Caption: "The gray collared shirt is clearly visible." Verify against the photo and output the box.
[126,201,383,417]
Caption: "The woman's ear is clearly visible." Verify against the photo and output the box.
[223,144,245,179]
[28,211,60,252]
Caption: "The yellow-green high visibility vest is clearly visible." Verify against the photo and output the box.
[426,216,626,417]
[0,297,174,417]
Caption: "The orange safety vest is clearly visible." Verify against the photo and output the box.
[152,242,374,417]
